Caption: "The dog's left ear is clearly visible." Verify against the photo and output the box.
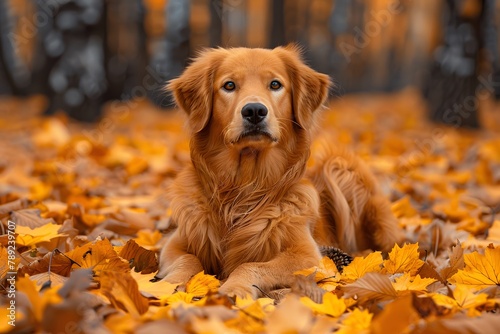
[276,44,331,129]
[167,49,226,133]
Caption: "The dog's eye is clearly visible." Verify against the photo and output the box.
[223,81,236,91]
[270,80,282,90]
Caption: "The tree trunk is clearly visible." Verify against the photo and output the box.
[424,0,483,128]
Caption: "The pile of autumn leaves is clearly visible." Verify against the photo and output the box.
[1,95,500,333]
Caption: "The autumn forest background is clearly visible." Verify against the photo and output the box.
[1,0,500,333]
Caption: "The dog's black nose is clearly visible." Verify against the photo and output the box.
[241,103,268,124]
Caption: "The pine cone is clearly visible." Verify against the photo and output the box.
[319,246,353,271]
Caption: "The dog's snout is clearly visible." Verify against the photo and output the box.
[241,103,268,124]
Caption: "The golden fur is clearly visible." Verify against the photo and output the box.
[157,45,404,297]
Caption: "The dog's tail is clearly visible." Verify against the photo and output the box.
[308,141,403,253]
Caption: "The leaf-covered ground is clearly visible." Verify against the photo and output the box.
[1,91,500,333]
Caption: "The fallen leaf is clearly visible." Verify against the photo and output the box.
[185,271,220,297]
[452,284,489,311]
[392,273,436,292]
[342,251,383,282]
[130,271,177,299]
[100,271,149,316]
[450,246,500,287]
[300,292,347,317]
[265,294,314,334]
[337,308,373,334]
[18,250,74,277]
[391,196,419,218]
[16,223,68,248]
[118,239,158,274]
[487,220,500,242]
[135,229,163,250]
[343,273,398,302]
[65,238,130,275]
[0,245,9,278]
[295,256,341,291]
[440,241,465,281]
[371,294,419,334]
[10,208,55,228]
[383,243,424,276]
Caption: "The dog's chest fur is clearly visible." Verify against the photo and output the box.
[169,166,319,279]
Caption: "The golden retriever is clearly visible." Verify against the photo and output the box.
[157,45,404,298]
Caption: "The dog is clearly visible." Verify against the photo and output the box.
[156,45,404,298]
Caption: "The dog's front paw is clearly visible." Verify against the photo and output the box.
[219,281,258,299]
[160,271,194,285]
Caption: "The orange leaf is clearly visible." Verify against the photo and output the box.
[100,271,149,316]
[300,292,346,317]
[185,271,220,297]
[118,239,158,274]
[342,251,383,282]
[392,273,436,292]
[383,243,424,276]
[295,256,340,291]
[16,223,67,247]
[450,246,500,287]
[65,238,130,275]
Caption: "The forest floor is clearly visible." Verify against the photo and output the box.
[1,89,500,333]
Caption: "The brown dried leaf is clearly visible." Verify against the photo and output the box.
[118,239,158,274]
[441,241,465,281]
[18,250,74,277]
[343,272,398,302]
[11,208,55,228]
[100,271,149,316]
[65,238,130,275]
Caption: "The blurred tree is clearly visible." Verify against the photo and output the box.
[0,0,31,95]
[36,0,108,122]
[270,0,286,48]
[148,0,190,107]
[482,0,500,99]
[423,0,487,128]
[106,0,148,103]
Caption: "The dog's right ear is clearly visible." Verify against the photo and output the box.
[167,49,226,133]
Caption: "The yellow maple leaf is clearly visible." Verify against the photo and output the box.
[135,230,163,250]
[337,308,373,334]
[185,271,220,297]
[130,271,177,299]
[161,291,205,306]
[391,196,419,218]
[300,292,346,318]
[452,284,489,310]
[342,252,383,282]
[16,223,68,247]
[430,293,459,310]
[450,246,500,287]
[383,243,424,276]
[294,256,340,291]
[392,273,436,292]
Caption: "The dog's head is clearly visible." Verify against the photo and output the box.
[168,45,331,155]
